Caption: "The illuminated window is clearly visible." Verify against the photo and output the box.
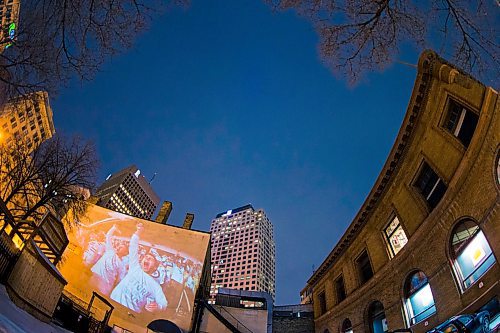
[404,271,436,325]
[368,301,387,333]
[413,162,447,209]
[443,99,478,147]
[450,220,496,290]
[384,216,408,257]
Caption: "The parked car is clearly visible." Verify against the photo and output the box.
[427,311,490,333]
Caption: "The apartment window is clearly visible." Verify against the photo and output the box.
[450,219,496,290]
[356,250,374,284]
[443,99,478,147]
[404,271,436,325]
[318,291,327,315]
[335,275,347,303]
[413,162,447,209]
[384,216,408,257]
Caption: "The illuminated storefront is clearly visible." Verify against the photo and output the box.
[404,271,436,325]
[451,220,496,290]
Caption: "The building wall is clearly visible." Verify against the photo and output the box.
[199,305,268,333]
[306,51,499,333]
[273,316,314,333]
[0,91,55,150]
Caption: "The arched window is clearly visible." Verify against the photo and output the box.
[342,318,353,333]
[450,220,496,289]
[404,271,436,325]
[368,301,387,333]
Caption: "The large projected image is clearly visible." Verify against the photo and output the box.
[60,205,210,332]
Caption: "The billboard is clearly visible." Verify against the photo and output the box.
[59,204,210,332]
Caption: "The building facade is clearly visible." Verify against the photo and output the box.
[0,91,55,149]
[302,50,499,333]
[0,0,20,49]
[209,204,276,301]
[94,165,160,220]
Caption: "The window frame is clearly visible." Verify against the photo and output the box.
[318,290,327,316]
[412,160,447,210]
[441,97,479,148]
[383,214,409,258]
[449,219,497,291]
[355,249,374,285]
[334,274,347,304]
[403,270,437,326]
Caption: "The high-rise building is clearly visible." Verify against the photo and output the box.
[209,204,276,302]
[0,0,20,50]
[94,165,160,220]
[0,91,55,150]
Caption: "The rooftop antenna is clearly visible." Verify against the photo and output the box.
[149,172,157,184]
[312,264,316,273]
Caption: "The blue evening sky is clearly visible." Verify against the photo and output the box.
[53,0,418,304]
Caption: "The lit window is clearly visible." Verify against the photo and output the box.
[404,271,436,325]
[450,220,496,290]
[443,99,479,147]
[384,216,408,257]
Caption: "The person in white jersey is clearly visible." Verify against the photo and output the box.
[110,223,168,313]
[90,224,128,295]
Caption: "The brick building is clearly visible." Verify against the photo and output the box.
[302,50,499,333]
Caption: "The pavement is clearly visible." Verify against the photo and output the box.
[0,284,70,333]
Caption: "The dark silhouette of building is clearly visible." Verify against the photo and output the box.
[94,165,160,219]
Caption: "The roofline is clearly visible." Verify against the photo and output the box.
[306,50,485,287]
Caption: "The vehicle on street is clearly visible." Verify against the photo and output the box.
[427,311,490,333]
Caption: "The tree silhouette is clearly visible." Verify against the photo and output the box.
[266,0,499,85]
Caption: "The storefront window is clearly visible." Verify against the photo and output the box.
[404,271,436,325]
[368,301,388,333]
[384,216,408,257]
[342,318,353,333]
[451,220,496,289]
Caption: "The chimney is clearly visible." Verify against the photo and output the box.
[182,213,194,229]
[155,201,173,224]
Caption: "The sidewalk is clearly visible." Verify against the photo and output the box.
[0,284,71,333]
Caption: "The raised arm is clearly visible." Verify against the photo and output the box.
[105,225,118,251]
[128,223,143,268]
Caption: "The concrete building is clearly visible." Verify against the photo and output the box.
[209,204,276,301]
[94,165,160,220]
[302,50,499,333]
[0,91,55,150]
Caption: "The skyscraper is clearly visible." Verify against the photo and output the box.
[0,91,55,150]
[0,0,20,50]
[94,165,160,220]
[209,204,276,302]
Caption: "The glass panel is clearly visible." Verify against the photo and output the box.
[455,231,496,288]
[385,216,400,236]
[388,225,408,256]
[407,283,436,324]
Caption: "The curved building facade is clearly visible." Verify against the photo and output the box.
[302,51,499,333]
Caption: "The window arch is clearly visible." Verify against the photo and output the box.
[450,219,496,289]
[367,301,387,333]
[403,270,436,325]
[341,318,353,333]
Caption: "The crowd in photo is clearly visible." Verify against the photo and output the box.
[78,223,202,315]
